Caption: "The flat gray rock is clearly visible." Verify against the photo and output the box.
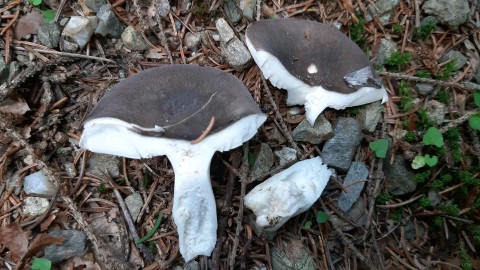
[376,38,398,67]
[384,154,416,195]
[44,230,87,263]
[357,101,384,133]
[271,239,316,270]
[125,192,143,220]
[38,21,61,48]
[439,50,468,70]
[87,153,120,178]
[423,0,470,29]
[338,162,369,212]
[216,18,252,71]
[251,143,274,178]
[24,170,56,196]
[121,26,149,51]
[95,4,125,37]
[321,118,363,172]
[292,115,333,144]
[274,147,297,166]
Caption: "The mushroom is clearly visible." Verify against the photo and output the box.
[79,65,266,261]
[244,157,331,231]
[245,19,388,125]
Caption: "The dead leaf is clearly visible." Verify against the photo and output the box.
[14,10,44,39]
[0,222,30,262]
[0,96,30,115]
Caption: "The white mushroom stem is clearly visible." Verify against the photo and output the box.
[168,149,217,262]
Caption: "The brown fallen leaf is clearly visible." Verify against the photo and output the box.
[0,96,30,115]
[0,222,30,262]
[14,10,43,39]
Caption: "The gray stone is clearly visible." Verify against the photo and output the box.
[384,154,416,196]
[121,26,149,51]
[95,4,125,38]
[24,170,56,196]
[8,61,19,81]
[62,16,98,49]
[428,189,442,206]
[184,32,201,51]
[375,38,398,67]
[125,192,143,220]
[239,0,256,21]
[426,100,446,125]
[367,0,401,23]
[423,0,470,29]
[84,0,106,12]
[269,125,287,144]
[37,21,61,48]
[156,0,170,18]
[337,162,369,212]
[321,118,363,172]
[224,0,242,25]
[271,239,316,270]
[274,147,297,166]
[215,18,252,71]
[23,197,49,216]
[63,162,77,178]
[346,198,367,228]
[0,57,9,84]
[251,143,274,178]
[357,101,384,133]
[63,39,79,53]
[439,50,468,70]
[87,153,120,178]
[404,219,426,241]
[183,261,200,270]
[292,115,333,144]
[415,83,435,96]
[44,230,87,263]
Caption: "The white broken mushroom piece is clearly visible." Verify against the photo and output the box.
[79,65,266,262]
[244,157,331,231]
[245,19,389,125]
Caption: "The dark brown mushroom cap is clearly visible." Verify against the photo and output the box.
[246,19,381,94]
[84,65,262,141]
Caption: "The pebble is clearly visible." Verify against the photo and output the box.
[24,170,56,196]
[183,32,201,51]
[23,197,49,216]
[95,4,125,38]
[321,118,363,172]
[375,38,398,67]
[383,154,416,195]
[415,83,435,96]
[62,16,98,49]
[44,230,87,263]
[357,101,384,133]
[224,0,242,25]
[239,0,256,21]
[292,115,334,144]
[366,0,400,23]
[423,0,470,29]
[121,26,149,51]
[215,18,252,71]
[439,50,468,70]
[125,192,143,221]
[251,143,274,178]
[37,22,61,48]
[270,239,316,270]
[87,153,120,178]
[274,147,297,166]
[425,100,446,125]
[337,162,369,212]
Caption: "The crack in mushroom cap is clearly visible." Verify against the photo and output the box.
[83,65,263,141]
[245,19,383,94]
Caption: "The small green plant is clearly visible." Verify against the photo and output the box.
[369,139,388,158]
[40,9,55,23]
[29,0,42,6]
[385,51,412,72]
[350,17,366,49]
[391,24,403,35]
[417,108,434,127]
[376,192,392,204]
[98,182,107,194]
[416,70,432,78]
[32,258,51,270]
[389,209,403,223]
[419,196,431,207]
[398,80,414,111]
[435,89,450,104]
[413,21,436,40]
[469,92,480,130]
[304,211,328,229]
[412,127,444,169]
[415,170,431,184]
[432,173,453,189]
[459,171,480,186]
[405,131,417,142]
[440,202,460,216]
[436,60,457,81]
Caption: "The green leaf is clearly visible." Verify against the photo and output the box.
[424,154,438,167]
[40,9,56,23]
[315,211,328,224]
[304,220,312,229]
[30,0,42,6]
[369,139,389,158]
[412,156,425,169]
[423,127,444,147]
[469,114,480,130]
[32,258,51,270]
[474,92,480,107]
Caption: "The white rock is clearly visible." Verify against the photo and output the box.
[62,16,98,48]
[24,197,50,216]
[244,157,331,231]
[24,170,56,196]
